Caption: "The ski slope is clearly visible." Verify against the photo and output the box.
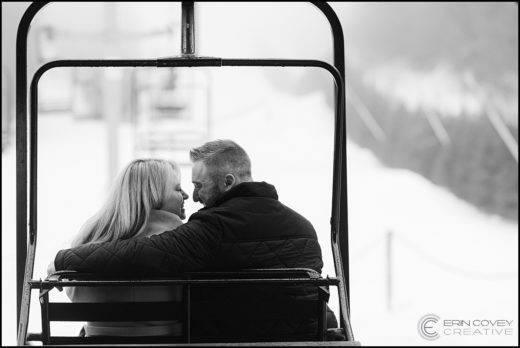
[2,70,517,346]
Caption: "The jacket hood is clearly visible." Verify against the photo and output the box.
[211,181,278,208]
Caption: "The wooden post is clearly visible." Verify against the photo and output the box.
[386,230,393,311]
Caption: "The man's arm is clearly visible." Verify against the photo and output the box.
[54,215,221,276]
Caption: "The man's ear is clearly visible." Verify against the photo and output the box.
[224,174,236,191]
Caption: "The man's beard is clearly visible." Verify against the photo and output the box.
[204,183,225,208]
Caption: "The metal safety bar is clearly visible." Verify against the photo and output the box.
[29,277,341,288]
[16,2,353,344]
[28,270,337,345]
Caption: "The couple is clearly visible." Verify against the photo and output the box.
[50,139,337,337]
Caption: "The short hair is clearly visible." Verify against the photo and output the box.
[190,139,252,181]
[73,159,180,246]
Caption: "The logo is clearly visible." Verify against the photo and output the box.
[418,313,440,340]
[418,314,514,340]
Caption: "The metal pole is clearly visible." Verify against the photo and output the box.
[15,1,49,336]
[181,2,195,56]
[465,75,518,163]
[423,109,451,147]
[103,3,120,187]
[310,2,354,340]
[486,105,518,163]
[346,83,386,142]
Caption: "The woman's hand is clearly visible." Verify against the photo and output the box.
[47,259,56,276]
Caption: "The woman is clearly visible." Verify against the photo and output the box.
[67,158,189,337]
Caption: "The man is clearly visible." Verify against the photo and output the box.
[51,139,336,335]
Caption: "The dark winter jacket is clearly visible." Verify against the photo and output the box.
[55,181,323,274]
[54,181,327,336]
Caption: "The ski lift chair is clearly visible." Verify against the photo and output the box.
[16,2,358,346]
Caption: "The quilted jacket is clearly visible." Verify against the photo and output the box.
[54,181,327,336]
[55,181,323,274]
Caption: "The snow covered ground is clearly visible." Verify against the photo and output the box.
[2,69,518,346]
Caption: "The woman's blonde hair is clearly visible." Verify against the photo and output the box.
[72,159,180,247]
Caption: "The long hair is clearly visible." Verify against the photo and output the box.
[72,159,180,247]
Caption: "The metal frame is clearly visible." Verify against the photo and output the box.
[28,269,337,345]
[16,2,353,344]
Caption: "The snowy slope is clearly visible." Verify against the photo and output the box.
[2,70,517,346]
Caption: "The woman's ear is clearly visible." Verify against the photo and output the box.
[224,174,236,191]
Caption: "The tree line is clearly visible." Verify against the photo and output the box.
[346,71,518,222]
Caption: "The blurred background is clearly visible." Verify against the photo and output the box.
[2,2,518,346]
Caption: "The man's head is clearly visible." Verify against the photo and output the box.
[190,139,252,208]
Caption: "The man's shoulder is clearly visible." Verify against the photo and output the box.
[186,208,224,225]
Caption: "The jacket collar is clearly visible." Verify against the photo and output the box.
[211,181,278,207]
[141,209,183,237]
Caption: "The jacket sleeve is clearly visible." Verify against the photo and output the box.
[54,213,222,276]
